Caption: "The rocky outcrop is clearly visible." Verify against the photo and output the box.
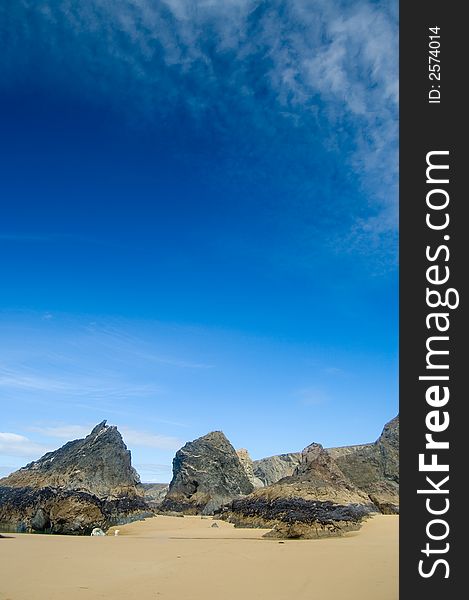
[225,496,372,539]
[162,431,254,515]
[0,486,151,535]
[328,416,399,513]
[252,453,301,486]
[141,483,169,508]
[0,421,152,534]
[287,443,371,501]
[236,449,263,488]
[0,421,141,498]
[327,444,372,460]
[220,442,375,538]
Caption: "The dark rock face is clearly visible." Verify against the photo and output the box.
[0,421,141,498]
[328,416,399,513]
[221,443,375,538]
[252,453,301,487]
[0,486,151,535]
[224,496,374,539]
[30,507,50,531]
[0,422,151,534]
[162,431,254,514]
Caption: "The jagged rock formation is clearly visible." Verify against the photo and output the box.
[0,421,151,534]
[287,443,372,502]
[0,421,141,498]
[236,449,263,488]
[0,416,399,534]
[252,453,301,486]
[162,431,254,515]
[141,483,169,508]
[220,442,375,538]
[328,416,399,513]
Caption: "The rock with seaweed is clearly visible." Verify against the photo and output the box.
[0,421,152,534]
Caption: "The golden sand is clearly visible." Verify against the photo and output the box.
[0,514,398,600]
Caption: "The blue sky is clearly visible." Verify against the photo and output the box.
[0,0,398,482]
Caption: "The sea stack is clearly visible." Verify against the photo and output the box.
[223,442,374,538]
[162,431,254,514]
[0,421,150,534]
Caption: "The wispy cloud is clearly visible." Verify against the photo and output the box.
[120,428,182,450]
[0,0,398,261]
[323,366,346,376]
[295,386,330,407]
[135,463,172,480]
[0,366,163,400]
[84,323,215,370]
[28,423,183,451]
[0,432,51,458]
[0,315,209,440]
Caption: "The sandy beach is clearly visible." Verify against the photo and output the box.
[0,514,398,600]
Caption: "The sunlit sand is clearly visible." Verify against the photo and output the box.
[0,514,398,600]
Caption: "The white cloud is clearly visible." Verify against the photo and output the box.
[121,428,183,450]
[1,3,397,159]
[0,432,50,458]
[1,0,398,259]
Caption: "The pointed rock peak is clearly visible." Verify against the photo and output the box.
[294,442,343,478]
[88,420,108,437]
[382,414,399,432]
[0,419,141,498]
[200,431,229,443]
[377,415,399,446]
[204,430,225,437]
[301,442,325,459]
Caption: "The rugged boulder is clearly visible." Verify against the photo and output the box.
[252,452,302,486]
[0,421,151,534]
[327,415,399,513]
[162,431,254,514]
[221,442,375,538]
